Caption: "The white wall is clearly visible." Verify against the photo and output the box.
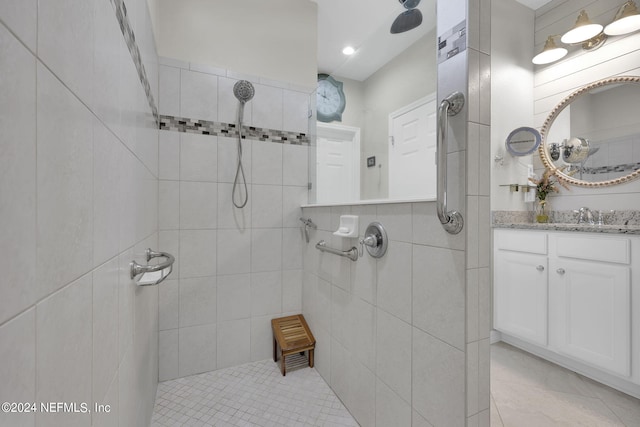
[153,0,318,90]
[533,0,640,211]
[492,0,640,212]
[0,0,160,425]
[157,59,311,381]
[490,0,535,211]
[329,32,437,200]
[361,32,437,200]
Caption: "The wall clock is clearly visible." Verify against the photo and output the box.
[317,74,346,123]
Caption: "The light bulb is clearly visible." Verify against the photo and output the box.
[561,10,603,44]
[342,46,355,55]
[604,1,640,36]
[532,36,568,65]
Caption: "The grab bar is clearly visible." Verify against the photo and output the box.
[315,240,358,262]
[130,248,175,286]
[437,91,465,234]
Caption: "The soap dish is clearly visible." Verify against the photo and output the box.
[333,215,358,238]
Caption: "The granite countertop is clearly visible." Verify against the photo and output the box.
[492,210,640,235]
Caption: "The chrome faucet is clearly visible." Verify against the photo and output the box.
[300,217,317,243]
[577,207,595,225]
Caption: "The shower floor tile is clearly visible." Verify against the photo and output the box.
[151,354,359,427]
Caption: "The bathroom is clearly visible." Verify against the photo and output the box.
[0,0,638,426]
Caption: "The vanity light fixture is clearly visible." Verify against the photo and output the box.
[532,36,568,65]
[534,1,640,65]
[561,10,604,44]
[604,1,640,36]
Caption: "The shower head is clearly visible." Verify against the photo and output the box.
[233,80,255,104]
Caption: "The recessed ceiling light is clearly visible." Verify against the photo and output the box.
[342,46,355,55]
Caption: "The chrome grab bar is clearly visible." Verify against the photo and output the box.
[130,248,175,285]
[315,240,359,262]
[437,91,465,235]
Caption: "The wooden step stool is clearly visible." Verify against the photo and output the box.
[271,314,315,376]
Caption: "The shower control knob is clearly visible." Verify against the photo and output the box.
[556,268,565,275]
[536,265,544,271]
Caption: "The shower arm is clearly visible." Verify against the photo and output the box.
[436,92,464,235]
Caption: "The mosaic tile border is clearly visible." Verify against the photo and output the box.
[159,115,310,145]
[110,0,159,122]
[580,162,640,175]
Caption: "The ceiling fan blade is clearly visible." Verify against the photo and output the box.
[390,9,423,34]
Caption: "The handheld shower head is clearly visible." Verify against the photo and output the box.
[233,80,255,104]
[231,80,254,209]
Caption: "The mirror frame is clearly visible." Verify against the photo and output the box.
[539,75,640,188]
[505,126,541,156]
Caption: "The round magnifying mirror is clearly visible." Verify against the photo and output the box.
[505,127,541,156]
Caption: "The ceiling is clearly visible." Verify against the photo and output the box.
[312,0,555,81]
[313,0,436,81]
[514,0,554,10]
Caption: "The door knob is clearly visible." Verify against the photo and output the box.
[536,265,544,271]
[556,268,565,275]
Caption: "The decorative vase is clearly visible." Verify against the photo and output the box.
[536,200,549,223]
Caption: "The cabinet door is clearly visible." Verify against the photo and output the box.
[494,250,548,346]
[549,258,631,377]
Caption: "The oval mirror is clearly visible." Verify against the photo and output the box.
[540,76,640,187]
[505,126,541,156]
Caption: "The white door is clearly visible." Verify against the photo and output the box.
[389,95,437,199]
[549,258,631,377]
[316,123,360,203]
[494,250,548,346]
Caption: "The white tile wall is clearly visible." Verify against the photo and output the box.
[217,319,251,369]
[0,309,35,427]
[412,327,465,426]
[180,69,218,122]
[179,181,218,229]
[252,83,283,130]
[36,275,93,427]
[0,0,37,51]
[0,23,37,326]
[0,1,161,425]
[38,0,94,107]
[178,323,216,377]
[179,276,217,327]
[156,58,311,381]
[37,63,94,297]
[179,133,218,182]
[303,197,487,427]
[92,258,119,406]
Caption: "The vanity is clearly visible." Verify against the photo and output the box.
[493,75,640,399]
[493,226,640,397]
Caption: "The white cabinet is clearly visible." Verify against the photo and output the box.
[494,229,639,395]
[547,232,632,378]
[494,251,548,346]
[549,258,631,376]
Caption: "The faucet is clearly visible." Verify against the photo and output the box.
[577,207,595,225]
[299,217,317,243]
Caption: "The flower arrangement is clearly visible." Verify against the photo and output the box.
[528,168,569,223]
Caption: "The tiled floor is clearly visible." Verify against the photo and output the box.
[151,354,359,427]
[491,342,640,427]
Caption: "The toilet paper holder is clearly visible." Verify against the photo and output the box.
[130,248,175,286]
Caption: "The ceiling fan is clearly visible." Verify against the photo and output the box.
[390,0,423,34]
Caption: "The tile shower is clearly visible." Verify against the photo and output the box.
[155,58,312,380]
[0,1,492,427]
[0,0,160,425]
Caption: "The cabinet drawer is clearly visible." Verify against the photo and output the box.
[553,235,630,265]
[495,230,547,254]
